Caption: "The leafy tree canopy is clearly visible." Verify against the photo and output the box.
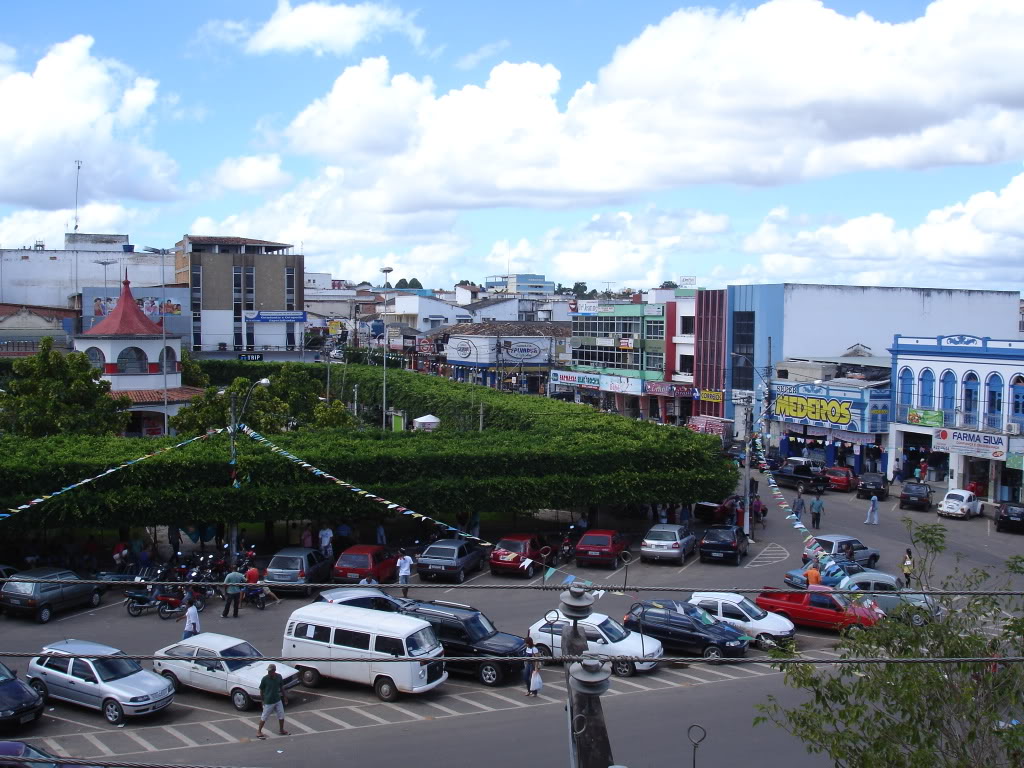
[659,280,678,289]
[394,278,409,289]
[408,278,423,289]
[308,400,357,430]
[0,337,130,437]
[180,348,209,388]
[169,377,289,435]
[456,279,474,286]
[572,281,589,298]
[268,362,321,423]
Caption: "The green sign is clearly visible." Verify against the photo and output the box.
[906,408,943,427]
[1008,453,1023,471]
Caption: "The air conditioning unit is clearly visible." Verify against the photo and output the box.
[1007,422,1021,435]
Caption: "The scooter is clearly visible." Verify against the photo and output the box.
[156,587,206,619]
[240,584,266,610]
[558,525,578,564]
[124,566,174,617]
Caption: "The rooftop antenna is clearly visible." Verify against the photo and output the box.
[73,160,83,231]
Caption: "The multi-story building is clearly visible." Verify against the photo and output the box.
[174,235,305,352]
[888,334,1024,503]
[484,273,555,297]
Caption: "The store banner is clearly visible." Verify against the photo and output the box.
[906,408,943,427]
[600,374,643,395]
[1008,454,1023,471]
[550,370,600,389]
[932,428,1008,461]
[644,381,694,397]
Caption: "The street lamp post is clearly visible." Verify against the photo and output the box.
[228,377,270,564]
[380,266,393,431]
[93,259,116,297]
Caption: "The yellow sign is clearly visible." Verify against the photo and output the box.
[775,395,852,425]
[700,390,724,403]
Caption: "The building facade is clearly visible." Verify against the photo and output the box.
[484,273,556,297]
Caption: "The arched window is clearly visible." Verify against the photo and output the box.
[940,370,956,411]
[84,347,105,369]
[919,369,935,409]
[116,346,148,374]
[898,368,914,406]
[159,346,177,374]
[962,372,979,428]
[1012,375,1024,426]
[986,372,1004,420]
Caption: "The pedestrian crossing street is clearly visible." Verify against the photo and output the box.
[23,649,843,760]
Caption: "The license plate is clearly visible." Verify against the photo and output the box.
[430,564,443,570]
[711,552,724,558]
[8,599,21,605]
[588,551,601,556]
[1010,515,1022,521]
[19,713,34,724]
[347,573,359,578]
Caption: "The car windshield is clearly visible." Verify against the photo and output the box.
[688,605,717,626]
[737,597,767,620]
[830,592,850,608]
[496,539,527,553]
[946,493,966,503]
[904,484,929,494]
[337,554,370,567]
[465,613,497,640]
[597,617,630,643]
[423,546,457,560]
[0,579,34,595]
[862,474,883,482]
[826,469,846,477]
[0,662,14,682]
[702,528,734,542]
[1004,506,1024,515]
[93,654,143,682]
[405,627,440,657]
[221,641,263,671]
[579,534,610,547]
[645,530,676,541]
[17,744,57,768]
[269,556,302,570]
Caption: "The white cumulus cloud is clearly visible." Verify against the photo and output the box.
[0,203,142,250]
[213,154,292,191]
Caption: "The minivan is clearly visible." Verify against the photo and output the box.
[281,603,446,701]
[265,547,333,596]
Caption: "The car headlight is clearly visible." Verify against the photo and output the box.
[0,709,13,717]
[417,667,426,679]
[726,641,741,647]
[129,695,151,703]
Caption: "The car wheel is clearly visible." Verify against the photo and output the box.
[868,556,879,568]
[374,676,399,702]
[102,698,125,725]
[455,569,466,584]
[899,502,905,510]
[299,667,321,688]
[702,646,723,661]
[909,612,926,628]
[231,688,253,711]
[639,555,647,564]
[996,523,1004,532]
[536,644,554,666]
[304,585,313,598]
[525,564,535,579]
[161,671,180,692]
[478,662,503,686]
[612,660,636,677]
[755,633,773,650]
[88,590,101,609]
[35,605,52,624]
[29,679,48,701]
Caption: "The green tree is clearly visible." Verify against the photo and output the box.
[756,520,1024,767]
[407,278,423,289]
[0,337,130,436]
[308,400,357,429]
[572,281,589,298]
[659,280,678,289]
[180,349,210,388]
[456,279,474,286]
[170,377,289,435]
[394,278,409,289]
[268,363,321,423]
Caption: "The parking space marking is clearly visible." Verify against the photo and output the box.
[165,727,199,747]
[309,710,354,728]
[56,600,123,623]
[380,702,426,720]
[172,700,241,717]
[452,694,495,711]
[744,543,790,568]
[677,556,699,576]
[696,667,740,680]
[443,570,490,594]
[297,689,378,705]
[121,731,158,752]
[285,717,317,734]
[663,670,713,684]
[41,738,65,754]
[352,707,394,724]
[422,700,461,717]
[200,722,239,743]
[480,690,530,708]
[81,733,114,756]
[42,712,103,729]
[610,677,652,691]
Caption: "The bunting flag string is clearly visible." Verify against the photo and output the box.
[237,424,608,597]
[2,429,226,521]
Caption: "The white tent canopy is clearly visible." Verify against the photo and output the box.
[412,414,440,431]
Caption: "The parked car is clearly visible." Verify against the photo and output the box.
[784,558,869,589]
[754,585,881,632]
[855,472,890,500]
[899,482,935,511]
[697,525,749,565]
[0,742,101,768]
[333,545,398,584]
[721,445,746,467]
[937,489,984,519]
[623,600,747,660]
[265,547,333,595]
[154,633,299,711]
[528,610,663,677]
[0,568,102,624]
[783,458,825,472]
[0,566,18,581]
[688,592,795,649]
[316,586,411,612]
[403,600,525,686]
[489,534,552,577]
[824,467,856,492]
[416,539,487,583]
[995,503,1024,533]
[802,534,880,568]
[0,662,43,727]
[639,524,696,565]
[774,464,828,495]
[27,641,173,725]
[574,530,629,569]
[838,571,944,627]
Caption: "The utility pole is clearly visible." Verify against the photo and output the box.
[479,401,484,432]
[743,396,755,543]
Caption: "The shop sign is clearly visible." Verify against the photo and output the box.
[503,341,542,360]
[243,310,307,323]
[906,408,943,427]
[678,276,697,287]
[932,428,1007,460]
[597,305,616,314]
[551,370,600,389]
[643,304,664,316]
[774,394,853,425]
[619,337,634,349]
[417,337,434,353]
[601,374,643,395]
[576,300,599,315]
[645,381,693,397]
[687,416,726,436]
[596,337,615,347]
[697,389,724,403]
[454,339,474,358]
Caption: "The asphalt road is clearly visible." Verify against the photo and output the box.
[2,476,1021,767]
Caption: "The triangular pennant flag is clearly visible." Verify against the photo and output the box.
[561,574,576,585]
[543,567,556,582]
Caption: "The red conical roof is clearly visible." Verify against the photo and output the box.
[85,274,164,336]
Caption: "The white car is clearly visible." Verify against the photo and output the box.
[688,591,796,648]
[937,489,984,519]
[527,610,663,677]
[154,633,300,712]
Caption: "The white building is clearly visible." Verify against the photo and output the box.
[484,273,556,296]
[888,333,1024,503]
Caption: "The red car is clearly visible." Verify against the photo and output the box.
[824,467,856,492]
[489,533,552,578]
[755,585,881,631]
[574,529,628,569]
[333,545,398,584]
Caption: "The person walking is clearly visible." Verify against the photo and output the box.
[864,495,879,525]
[893,458,902,484]
[749,476,759,496]
[176,598,200,639]
[523,637,541,697]
[222,566,245,618]
[376,522,387,546]
[791,492,806,523]
[255,664,290,739]
[801,443,810,459]
[396,548,414,598]
[300,525,313,549]
[901,548,914,588]
[318,523,334,559]
[810,494,824,530]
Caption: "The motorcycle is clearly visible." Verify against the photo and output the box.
[240,584,266,610]
[558,525,578,564]
[156,588,206,619]
[124,566,176,617]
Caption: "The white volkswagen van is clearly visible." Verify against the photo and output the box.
[282,603,446,701]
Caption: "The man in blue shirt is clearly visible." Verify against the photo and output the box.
[222,567,245,618]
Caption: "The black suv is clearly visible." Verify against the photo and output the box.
[773,464,828,495]
[856,472,890,500]
[697,525,749,565]
[899,482,934,510]
[403,600,527,687]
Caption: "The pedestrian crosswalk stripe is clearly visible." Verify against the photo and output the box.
[82,733,114,756]
[121,731,158,751]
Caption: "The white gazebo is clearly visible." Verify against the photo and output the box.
[412,414,441,432]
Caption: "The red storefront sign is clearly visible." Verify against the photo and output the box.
[644,381,694,397]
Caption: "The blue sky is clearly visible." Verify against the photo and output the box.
[2,0,1023,292]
